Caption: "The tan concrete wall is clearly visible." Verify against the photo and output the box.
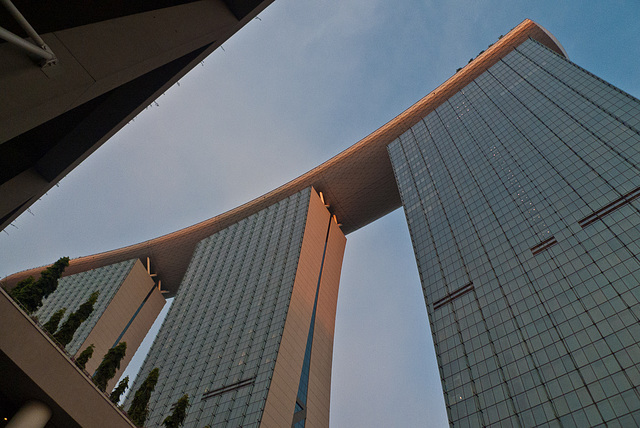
[260,189,331,427]
[306,215,346,428]
[76,259,165,391]
[112,282,166,391]
[111,286,165,392]
[0,289,135,427]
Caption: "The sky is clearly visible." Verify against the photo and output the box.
[2,1,640,427]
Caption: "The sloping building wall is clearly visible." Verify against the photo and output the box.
[125,188,345,427]
[389,38,640,426]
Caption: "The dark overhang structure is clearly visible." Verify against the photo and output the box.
[0,0,274,230]
[2,19,567,297]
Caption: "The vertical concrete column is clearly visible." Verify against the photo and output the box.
[6,400,52,428]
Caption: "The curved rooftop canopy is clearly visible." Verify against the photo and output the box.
[3,19,567,296]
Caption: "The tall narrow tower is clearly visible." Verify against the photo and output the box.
[389,34,640,427]
[124,188,345,427]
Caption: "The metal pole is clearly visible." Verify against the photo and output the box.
[0,0,56,65]
[0,0,47,48]
[0,26,54,61]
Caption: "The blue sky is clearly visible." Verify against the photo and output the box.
[2,1,639,426]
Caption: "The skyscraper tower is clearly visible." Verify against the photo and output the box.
[124,188,345,427]
[3,18,640,428]
[388,33,640,426]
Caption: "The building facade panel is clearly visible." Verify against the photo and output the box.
[389,38,640,427]
[125,187,346,428]
[36,259,137,354]
[261,188,334,428]
[80,261,165,390]
[34,258,164,389]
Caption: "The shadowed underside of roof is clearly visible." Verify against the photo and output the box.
[0,0,274,231]
[2,19,567,297]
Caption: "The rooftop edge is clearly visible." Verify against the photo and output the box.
[3,19,567,296]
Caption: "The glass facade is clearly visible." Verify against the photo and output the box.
[389,39,640,427]
[125,188,320,428]
[35,259,138,354]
